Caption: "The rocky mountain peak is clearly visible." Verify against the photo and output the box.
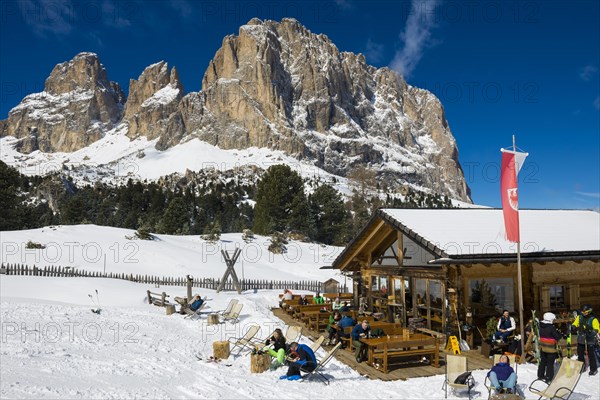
[123,61,184,140]
[3,52,123,153]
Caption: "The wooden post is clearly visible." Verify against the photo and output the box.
[147,290,152,304]
[165,305,176,315]
[213,341,230,360]
[186,275,193,302]
[250,353,270,373]
[207,314,220,325]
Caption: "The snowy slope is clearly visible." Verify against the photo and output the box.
[0,225,344,282]
[2,276,598,399]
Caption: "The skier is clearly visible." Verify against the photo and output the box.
[537,312,563,382]
[572,304,599,376]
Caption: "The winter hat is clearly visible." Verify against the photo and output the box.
[542,312,556,323]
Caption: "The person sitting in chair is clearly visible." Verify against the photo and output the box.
[263,328,287,369]
[494,310,516,343]
[487,354,517,394]
[280,342,316,380]
[179,294,204,314]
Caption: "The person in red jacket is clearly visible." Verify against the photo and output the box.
[538,312,563,382]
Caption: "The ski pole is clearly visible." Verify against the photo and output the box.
[95,289,101,309]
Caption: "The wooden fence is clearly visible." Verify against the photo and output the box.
[0,263,348,293]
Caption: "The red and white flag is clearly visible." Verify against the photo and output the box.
[500,149,528,242]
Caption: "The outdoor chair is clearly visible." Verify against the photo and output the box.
[309,335,326,354]
[285,325,302,343]
[301,342,342,385]
[442,354,475,400]
[218,299,239,316]
[182,297,208,320]
[528,358,583,400]
[484,354,518,398]
[222,303,244,323]
[228,324,261,356]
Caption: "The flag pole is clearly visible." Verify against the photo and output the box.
[513,134,526,363]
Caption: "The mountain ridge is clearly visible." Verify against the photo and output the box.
[0,18,471,202]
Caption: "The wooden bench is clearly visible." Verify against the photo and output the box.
[370,336,439,373]
[147,290,171,307]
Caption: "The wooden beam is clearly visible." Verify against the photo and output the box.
[397,231,404,267]
[338,219,386,271]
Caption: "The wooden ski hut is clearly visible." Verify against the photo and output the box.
[332,208,600,340]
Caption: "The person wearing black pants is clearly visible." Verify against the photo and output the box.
[573,305,599,376]
[537,312,563,382]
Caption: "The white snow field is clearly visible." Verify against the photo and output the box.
[1,276,599,399]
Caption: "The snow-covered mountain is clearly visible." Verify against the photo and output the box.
[1,18,471,202]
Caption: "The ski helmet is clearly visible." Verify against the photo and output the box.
[582,304,592,315]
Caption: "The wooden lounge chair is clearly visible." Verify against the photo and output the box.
[301,342,343,385]
[222,303,243,323]
[528,358,583,400]
[442,354,475,400]
[228,324,261,356]
[484,354,518,398]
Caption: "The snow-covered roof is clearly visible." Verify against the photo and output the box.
[380,208,600,256]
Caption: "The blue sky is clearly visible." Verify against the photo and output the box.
[1,0,598,210]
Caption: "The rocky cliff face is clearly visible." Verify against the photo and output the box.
[2,53,124,153]
[1,19,471,201]
[123,61,184,141]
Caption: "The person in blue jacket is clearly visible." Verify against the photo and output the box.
[335,313,355,347]
[487,354,517,394]
[351,320,370,362]
[280,342,317,380]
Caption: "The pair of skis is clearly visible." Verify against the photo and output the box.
[195,355,232,366]
[88,289,102,314]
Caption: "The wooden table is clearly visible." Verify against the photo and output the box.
[359,333,439,373]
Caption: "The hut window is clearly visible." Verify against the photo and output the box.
[414,278,444,331]
[469,278,514,316]
[549,285,565,309]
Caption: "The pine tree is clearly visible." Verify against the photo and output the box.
[308,184,349,245]
[253,165,308,235]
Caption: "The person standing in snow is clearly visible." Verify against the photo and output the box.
[281,342,316,380]
[537,312,563,382]
[573,304,599,376]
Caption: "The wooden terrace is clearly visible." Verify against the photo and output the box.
[271,307,492,381]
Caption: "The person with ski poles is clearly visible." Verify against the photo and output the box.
[537,312,563,382]
[572,304,599,376]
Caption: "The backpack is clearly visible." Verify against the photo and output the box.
[454,371,474,387]
[371,328,385,338]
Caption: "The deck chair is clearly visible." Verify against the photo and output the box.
[183,298,208,319]
[528,358,583,400]
[285,325,302,343]
[228,324,261,356]
[442,354,475,400]
[309,335,326,354]
[222,303,243,323]
[218,299,239,316]
[484,354,518,398]
[301,342,342,385]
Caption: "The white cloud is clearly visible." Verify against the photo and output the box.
[334,0,354,10]
[364,39,385,64]
[579,65,598,81]
[390,0,441,78]
[576,192,600,198]
[18,0,74,38]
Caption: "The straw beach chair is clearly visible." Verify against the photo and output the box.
[222,303,243,323]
